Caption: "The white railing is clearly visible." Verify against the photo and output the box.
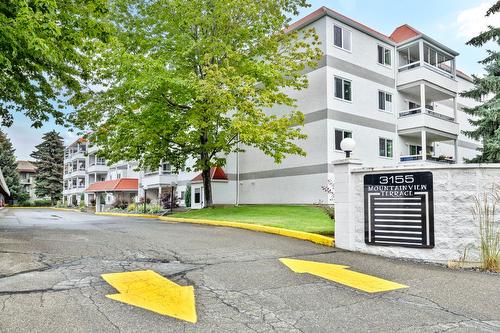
[400,155,455,164]
[399,108,454,122]
[398,61,420,72]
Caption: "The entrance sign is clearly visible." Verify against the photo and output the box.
[364,172,434,248]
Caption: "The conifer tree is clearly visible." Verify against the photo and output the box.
[461,1,500,162]
[30,131,64,205]
[0,131,20,200]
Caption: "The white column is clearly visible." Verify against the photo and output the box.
[421,130,427,161]
[333,159,363,251]
[419,40,424,67]
[420,83,426,112]
[96,194,101,212]
[454,139,459,163]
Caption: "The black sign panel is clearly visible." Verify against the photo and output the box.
[364,172,434,248]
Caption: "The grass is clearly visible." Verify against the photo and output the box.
[170,205,334,235]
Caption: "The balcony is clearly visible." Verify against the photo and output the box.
[397,40,457,93]
[398,107,459,136]
[141,172,178,188]
[88,163,108,173]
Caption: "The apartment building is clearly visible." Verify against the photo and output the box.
[62,138,197,209]
[16,160,37,199]
[63,7,482,210]
[190,7,481,208]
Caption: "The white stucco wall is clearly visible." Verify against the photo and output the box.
[335,161,500,263]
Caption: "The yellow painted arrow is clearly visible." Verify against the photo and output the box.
[279,258,408,293]
[101,270,197,323]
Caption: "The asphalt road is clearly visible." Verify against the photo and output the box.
[0,208,499,332]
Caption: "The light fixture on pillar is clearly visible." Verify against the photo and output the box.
[340,138,356,158]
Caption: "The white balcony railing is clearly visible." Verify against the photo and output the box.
[400,155,455,164]
[399,107,455,122]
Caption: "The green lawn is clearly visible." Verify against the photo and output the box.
[170,205,334,235]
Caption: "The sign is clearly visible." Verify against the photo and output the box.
[364,172,434,248]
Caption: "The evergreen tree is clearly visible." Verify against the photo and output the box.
[0,131,20,200]
[30,131,64,205]
[461,1,500,162]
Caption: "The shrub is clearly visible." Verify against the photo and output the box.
[127,203,137,212]
[139,196,151,204]
[185,185,191,207]
[33,199,52,207]
[472,185,500,272]
[112,199,129,210]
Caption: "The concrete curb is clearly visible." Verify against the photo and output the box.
[7,206,81,213]
[95,212,159,219]
[97,211,334,246]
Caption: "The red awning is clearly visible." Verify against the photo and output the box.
[191,167,228,183]
[85,178,139,193]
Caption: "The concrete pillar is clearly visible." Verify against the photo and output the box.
[96,194,101,212]
[333,158,363,251]
[454,139,459,164]
[419,40,424,67]
[421,130,427,161]
[420,83,426,112]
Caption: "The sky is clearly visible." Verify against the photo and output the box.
[3,0,498,160]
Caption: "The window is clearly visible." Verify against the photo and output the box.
[334,129,352,151]
[378,91,392,112]
[161,163,171,174]
[379,138,393,158]
[194,188,201,204]
[180,191,185,200]
[409,145,422,156]
[333,24,351,51]
[377,45,391,66]
[334,77,352,101]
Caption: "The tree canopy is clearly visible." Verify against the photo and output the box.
[72,0,322,206]
[30,130,64,205]
[0,0,111,128]
[461,1,500,163]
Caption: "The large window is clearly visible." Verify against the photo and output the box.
[379,138,393,158]
[334,129,352,151]
[334,77,352,101]
[409,145,422,156]
[378,91,392,112]
[377,45,391,66]
[333,25,351,51]
[161,163,171,174]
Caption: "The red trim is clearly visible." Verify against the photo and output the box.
[85,178,139,192]
[191,167,228,183]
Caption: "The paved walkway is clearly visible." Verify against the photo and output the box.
[0,208,499,332]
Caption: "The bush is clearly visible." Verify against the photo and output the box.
[127,203,137,212]
[112,199,129,210]
[185,185,191,208]
[472,185,500,272]
[33,199,52,207]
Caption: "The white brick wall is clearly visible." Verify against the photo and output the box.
[335,162,500,263]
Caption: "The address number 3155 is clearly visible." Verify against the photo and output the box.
[379,175,414,185]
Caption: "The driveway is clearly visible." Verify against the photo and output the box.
[0,208,499,332]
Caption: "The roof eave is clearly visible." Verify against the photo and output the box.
[396,34,459,57]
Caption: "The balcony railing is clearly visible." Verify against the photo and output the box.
[400,155,455,164]
[399,107,455,122]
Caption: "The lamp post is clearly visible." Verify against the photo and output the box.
[340,138,356,158]
[143,186,148,213]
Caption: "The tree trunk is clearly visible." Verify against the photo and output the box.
[202,167,213,208]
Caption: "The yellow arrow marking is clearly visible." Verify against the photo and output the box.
[101,270,197,323]
[280,258,408,293]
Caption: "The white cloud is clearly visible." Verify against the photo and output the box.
[456,2,498,40]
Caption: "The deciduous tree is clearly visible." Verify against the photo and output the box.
[72,0,322,207]
[30,131,64,205]
[0,0,111,127]
[461,1,500,162]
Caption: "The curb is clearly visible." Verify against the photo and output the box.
[95,212,159,219]
[7,206,81,213]
[159,216,335,247]
[95,211,334,246]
